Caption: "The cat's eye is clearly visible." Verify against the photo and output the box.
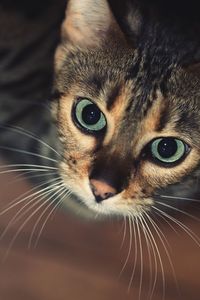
[150,137,189,164]
[73,98,106,133]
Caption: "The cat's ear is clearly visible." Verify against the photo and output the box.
[60,0,124,47]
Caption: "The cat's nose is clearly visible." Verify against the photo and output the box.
[90,179,117,203]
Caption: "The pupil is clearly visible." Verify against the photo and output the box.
[158,138,178,158]
[82,104,101,125]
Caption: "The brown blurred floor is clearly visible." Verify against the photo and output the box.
[0,161,199,300]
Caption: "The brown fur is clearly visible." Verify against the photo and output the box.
[51,0,200,216]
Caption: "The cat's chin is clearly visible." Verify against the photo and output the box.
[74,192,153,218]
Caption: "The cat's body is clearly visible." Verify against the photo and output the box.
[1,0,200,216]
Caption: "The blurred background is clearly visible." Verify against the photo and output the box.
[0,1,199,299]
[0,158,199,300]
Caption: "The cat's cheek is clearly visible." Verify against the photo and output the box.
[81,195,154,216]
[140,150,200,188]
[59,164,94,199]
[59,154,91,181]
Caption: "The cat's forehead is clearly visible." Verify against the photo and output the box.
[58,45,200,143]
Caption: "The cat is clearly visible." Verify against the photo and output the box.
[0,0,199,297]
[1,0,199,217]
[50,0,200,218]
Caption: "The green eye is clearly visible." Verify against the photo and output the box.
[73,98,106,133]
[150,137,188,164]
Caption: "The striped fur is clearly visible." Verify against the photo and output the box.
[0,0,200,217]
[50,0,200,216]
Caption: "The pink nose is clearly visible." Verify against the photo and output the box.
[90,179,117,203]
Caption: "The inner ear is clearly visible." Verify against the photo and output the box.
[60,0,125,48]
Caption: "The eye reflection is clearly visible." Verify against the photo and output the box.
[73,98,107,133]
[149,137,189,164]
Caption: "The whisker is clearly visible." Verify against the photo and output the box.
[0,179,62,240]
[13,183,62,226]
[7,170,57,187]
[140,214,158,300]
[0,164,57,170]
[144,211,178,296]
[156,201,200,221]
[33,188,71,248]
[0,168,54,175]
[28,184,66,247]
[146,213,171,251]
[127,214,138,292]
[119,214,133,278]
[139,214,153,299]
[153,207,200,247]
[153,210,180,235]
[158,194,200,203]
[144,212,167,300]
[142,214,165,300]
[0,146,58,163]
[1,194,47,240]
[135,216,143,300]
[0,175,59,212]
[2,181,63,261]
[0,177,61,216]
[0,124,61,158]
[120,215,127,250]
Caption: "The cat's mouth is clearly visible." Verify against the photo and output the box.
[61,173,153,217]
[79,191,153,217]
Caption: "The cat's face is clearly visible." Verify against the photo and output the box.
[52,0,200,216]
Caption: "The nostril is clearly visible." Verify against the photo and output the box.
[104,192,115,199]
[95,195,104,203]
[90,179,117,203]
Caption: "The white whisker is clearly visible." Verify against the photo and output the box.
[2,181,63,261]
[28,184,66,247]
[141,214,158,300]
[0,164,57,170]
[145,211,178,297]
[153,210,179,235]
[153,207,200,247]
[0,177,61,216]
[142,214,165,300]
[119,214,133,278]
[33,188,71,248]
[156,201,200,221]
[0,179,62,240]
[135,216,143,300]
[120,215,127,250]
[0,146,57,163]
[139,214,153,298]
[127,214,138,292]
[0,168,53,175]
[0,124,61,158]
[7,170,57,186]
[158,194,200,203]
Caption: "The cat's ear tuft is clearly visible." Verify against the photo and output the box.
[60,0,124,47]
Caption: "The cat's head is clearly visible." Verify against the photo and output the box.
[52,0,200,216]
